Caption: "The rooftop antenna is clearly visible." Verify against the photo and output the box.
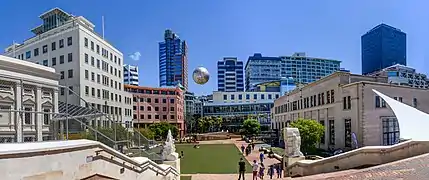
[102,16,105,40]
[12,40,16,58]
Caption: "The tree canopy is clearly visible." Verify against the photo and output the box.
[241,118,261,137]
[196,116,222,133]
[289,118,325,153]
[149,122,179,140]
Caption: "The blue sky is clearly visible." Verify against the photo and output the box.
[1,0,428,95]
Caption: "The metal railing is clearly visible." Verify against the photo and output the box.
[0,76,163,162]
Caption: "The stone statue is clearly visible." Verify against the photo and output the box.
[283,128,304,157]
[162,130,179,161]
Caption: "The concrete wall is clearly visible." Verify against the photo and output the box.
[0,140,179,180]
[287,140,429,177]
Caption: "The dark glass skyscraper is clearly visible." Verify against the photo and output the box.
[361,23,406,75]
[217,57,244,92]
[159,29,188,89]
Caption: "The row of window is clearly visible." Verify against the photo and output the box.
[84,85,124,102]
[124,88,179,95]
[133,114,176,120]
[40,53,73,67]
[84,69,122,90]
[275,90,336,114]
[84,37,121,66]
[223,93,279,101]
[17,37,73,60]
[84,53,122,79]
[133,105,175,112]
[132,97,176,104]
[86,102,132,117]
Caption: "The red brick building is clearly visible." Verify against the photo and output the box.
[124,85,185,137]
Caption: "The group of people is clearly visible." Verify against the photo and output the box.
[238,143,283,180]
[241,143,255,156]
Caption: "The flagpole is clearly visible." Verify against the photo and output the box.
[12,40,16,58]
[102,16,105,40]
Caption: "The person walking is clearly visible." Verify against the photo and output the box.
[238,158,246,180]
[259,152,265,163]
[267,165,274,179]
[259,163,265,179]
[276,163,282,178]
[252,160,259,180]
[241,144,245,154]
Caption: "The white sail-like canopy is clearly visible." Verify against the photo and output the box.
[373,89,429,141]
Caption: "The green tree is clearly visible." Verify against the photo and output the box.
[149,122,179,139]
[137,128,155,139]
[241,119,261,137]
[290,118,325,153]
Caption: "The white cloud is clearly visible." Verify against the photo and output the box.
[129,52,141,61]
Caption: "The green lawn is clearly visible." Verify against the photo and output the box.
[177,144,252,174]
[181,176,192,180]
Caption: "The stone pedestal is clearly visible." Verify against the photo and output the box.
[282,128,306,177]
[164,158,180,178]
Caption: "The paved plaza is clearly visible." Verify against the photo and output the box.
[181,138,429,180]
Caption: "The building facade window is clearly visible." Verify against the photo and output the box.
[68,53,73,62]
[42,45,48,54]
[320,120,325,144]
[43,109,50,125]
[59,39,64,48]
[51,42,56,51]
[68,69,73,78]
[329,120,335,145]
[24,107,32,124]
[344,119,352,148]
[34,48,39,56]
[52,57,56,66]
[60,55,64,64]
[375,96,386,108]
[84,38,88,47]
[382,117,400,145]
[67,37,72,46]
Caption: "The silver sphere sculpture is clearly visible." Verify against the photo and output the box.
[192,67,210,85]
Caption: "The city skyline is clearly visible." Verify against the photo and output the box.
[0,0,428,95]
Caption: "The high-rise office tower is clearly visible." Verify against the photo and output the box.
[361,23,406,75]
[3,8,133,126]
[245,53,282,91]
[280,52,341,84]
[217,57,244,92]
[123,64,139,86]
[159,29,188,89]
[245,53,341,91]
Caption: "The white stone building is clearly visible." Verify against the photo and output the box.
[3,8,133,128]
[0,55,59,143]
[272,71,429,151]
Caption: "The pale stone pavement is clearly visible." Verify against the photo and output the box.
[182,139,360,180]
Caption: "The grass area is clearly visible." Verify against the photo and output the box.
[181,176,192,180]
[271,147,285,156]
[177,144,252,174]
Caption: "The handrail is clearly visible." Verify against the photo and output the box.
[95,143,179,176]
[288,140,427,169]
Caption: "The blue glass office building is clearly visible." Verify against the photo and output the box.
[245,53,282,91]
[217,57,244,92]
[245,53,341,91]
[361,24,406,75]
[159,29,188,89]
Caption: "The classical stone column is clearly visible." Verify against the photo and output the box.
[36,87,43,141]
[15,83,23,143]
[52,89,59,140]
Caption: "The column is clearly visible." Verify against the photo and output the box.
[15,83,23,143]
[53,89,63,140]
[36,87,43,141]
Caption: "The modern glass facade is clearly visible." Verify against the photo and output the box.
[159,29,188,89]
[280,52,341,85]
[246,53,341,91]
[217,57,244,92]
[203,102,273,132]
[123,64,139,86]
[245,53,282,91]
[361,23,407,75]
